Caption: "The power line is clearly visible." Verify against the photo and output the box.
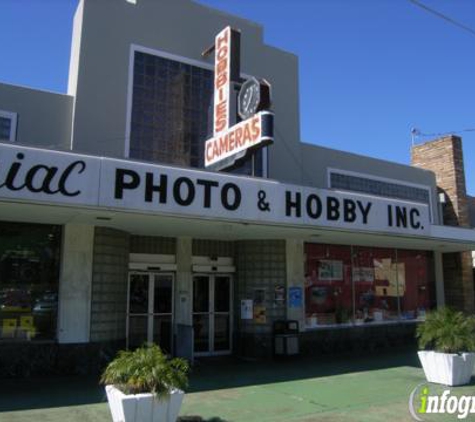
[411,127,475,145]
[408,0,475,38]
[417,127,475,137]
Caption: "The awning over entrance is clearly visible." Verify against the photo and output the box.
[0,200,474,253]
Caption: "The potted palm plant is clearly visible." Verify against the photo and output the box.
[416,307,475,386]
[101,344,189,422]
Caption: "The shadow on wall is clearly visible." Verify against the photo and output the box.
[438,187,460,226]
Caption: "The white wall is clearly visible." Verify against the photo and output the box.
[58,224,94,343]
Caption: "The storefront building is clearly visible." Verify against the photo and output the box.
[1,0,474,374]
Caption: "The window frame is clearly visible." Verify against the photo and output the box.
[0,110,18,142]
[327,167,434,223]
[124,44,269,177]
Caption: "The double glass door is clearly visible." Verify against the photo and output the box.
[127,272,173,353]
[193,274,232,356]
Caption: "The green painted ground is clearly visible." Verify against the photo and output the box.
[0,348,474,422]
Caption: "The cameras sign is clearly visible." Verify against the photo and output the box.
[212,26,238,136]
[205,111,273,167]
[205,26,274,170]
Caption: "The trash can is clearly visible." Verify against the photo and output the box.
[273,320,299,356]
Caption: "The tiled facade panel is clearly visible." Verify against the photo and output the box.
[130,236,176,255]
[235,240,287,334]
[192,239,235,257]
[90,227,130,342]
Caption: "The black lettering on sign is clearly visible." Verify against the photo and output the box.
[115,168,140,199]
[145,173,168,203]
[57,161,86,196]
[0,153,85,197]
[286,191,301,218]
[173,177,195,206]
[0,153,26,191]
[197,179,219,208]
[396,206,408,228]
[357,201,372,224]
[221,183,241,210]
[343,199,356,223]
[410,208,421,229]
[24,165,59,194]
[327,196,340,221]
[306,194,322,219]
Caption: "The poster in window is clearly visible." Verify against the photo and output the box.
[241,299,253,320]
[318,260,343,281]
[352,267,374,283]
[253,306,266,324]
[374,260,406,297]
[289,286,303,308]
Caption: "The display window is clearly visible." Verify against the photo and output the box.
[397,250,435,320]
[0,222,61,341]
[352,247,398,323]
[305,244,353,327]
[304,243,436,329]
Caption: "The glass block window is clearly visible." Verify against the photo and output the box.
[0,111,17,142]
[130,51,262,176]
[330,172,430,205]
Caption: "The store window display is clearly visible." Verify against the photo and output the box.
[397,249,435,320]
[352,247,399,323]
[0,222,61,341]
[305,244,353,327]
[304,243,435,328]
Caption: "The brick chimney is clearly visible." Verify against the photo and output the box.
[411,135,474,313]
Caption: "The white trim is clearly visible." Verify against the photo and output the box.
[132,44,214,72]
[192,265,236,273]
[191,256,234,265]
[327,167,434,223]
[0,110,18,142]
[129,263,177,271]
[129,253,176,265]
[124,46,135,158]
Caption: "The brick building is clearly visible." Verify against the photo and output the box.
[412,136,475,313]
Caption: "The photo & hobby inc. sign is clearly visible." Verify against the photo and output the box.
[204,26,273,170]
[0,144,430,237]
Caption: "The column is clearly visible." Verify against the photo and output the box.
[285,239,305,330]
[58,224,94,343]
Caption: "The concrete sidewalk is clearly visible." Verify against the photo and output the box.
[0,348,472,421]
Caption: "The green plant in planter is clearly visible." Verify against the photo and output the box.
[100,344,189,398]
[416,307,475,354]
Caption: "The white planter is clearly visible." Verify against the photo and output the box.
[105,385,184,422]
[418,351,475,386]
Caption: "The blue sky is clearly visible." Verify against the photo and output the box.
[1,0,474,193]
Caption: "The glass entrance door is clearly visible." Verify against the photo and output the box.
[193,274,232,356]
[127,272,173,353]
